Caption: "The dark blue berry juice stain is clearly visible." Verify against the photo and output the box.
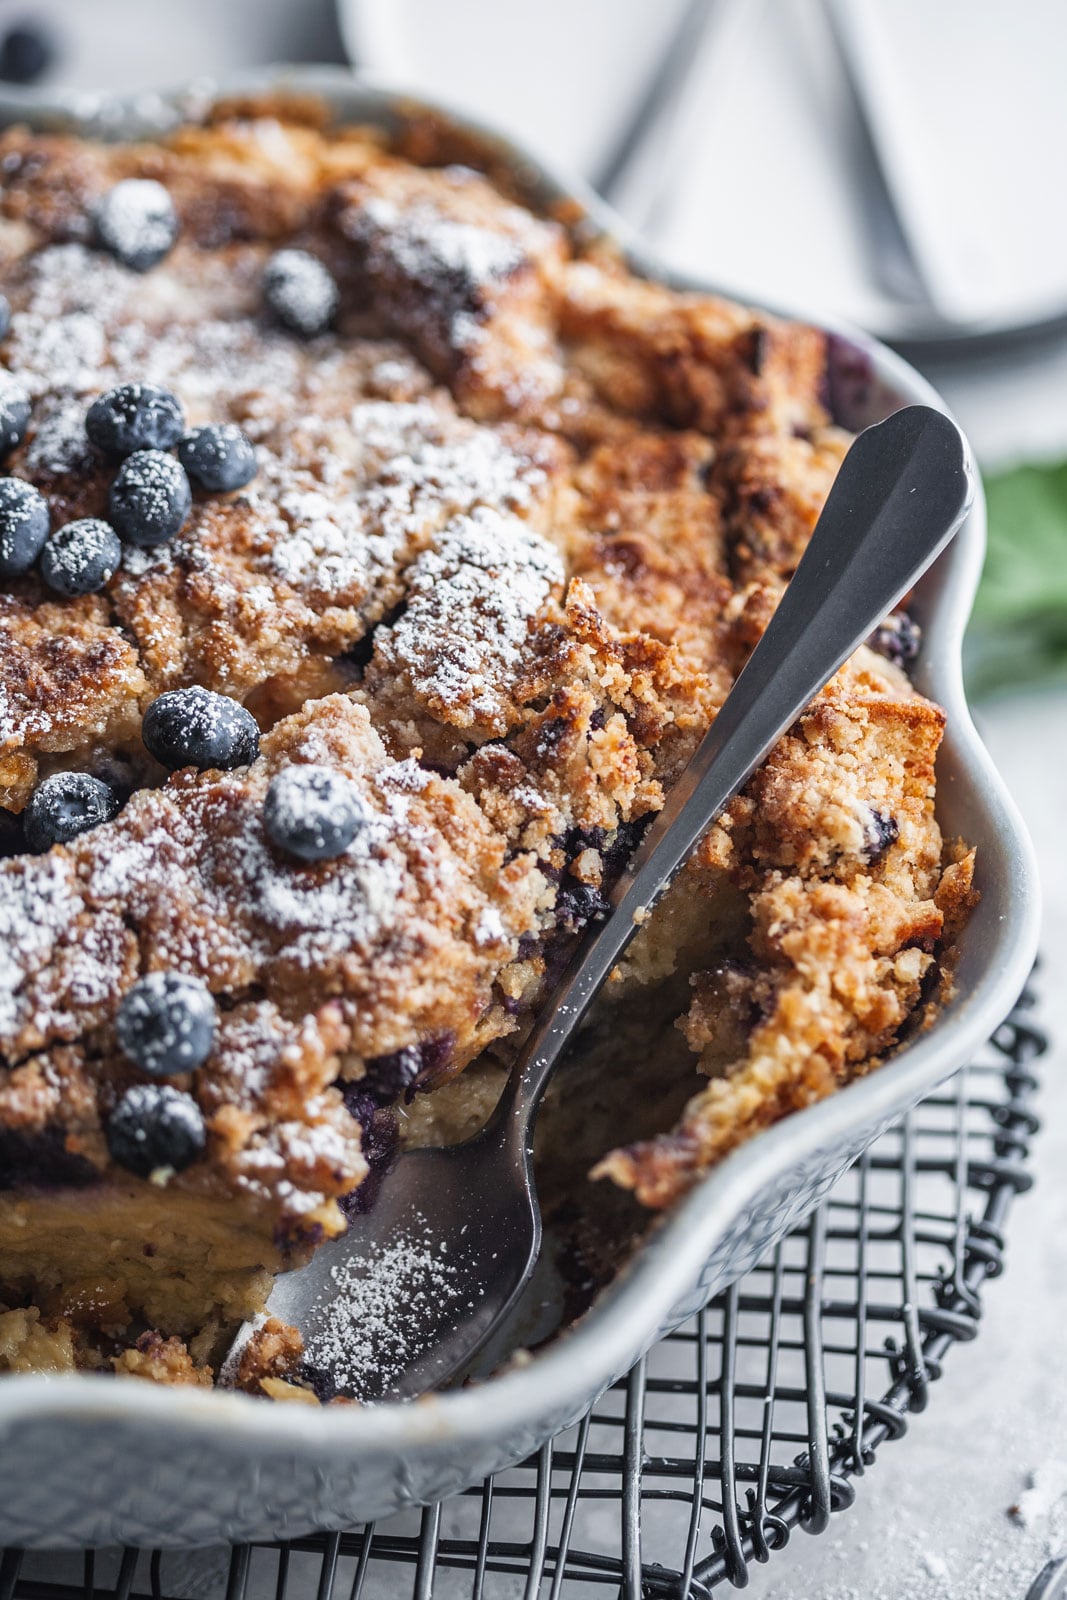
[868,610,921,669]
[338,1092,399,1220]
[0,807,25,859]
[0,1125,98,1187]
[552,816,651,931]
[864,808,900,862]
[338,1033,457,1217]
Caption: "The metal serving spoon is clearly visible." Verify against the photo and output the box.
[229,404,972,1403]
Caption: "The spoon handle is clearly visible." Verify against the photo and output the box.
[492,404,974,1145]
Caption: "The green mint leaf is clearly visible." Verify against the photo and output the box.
[967,459,1067,694]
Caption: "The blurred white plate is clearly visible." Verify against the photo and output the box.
[340,0,1067,346]
[1,0,343,97]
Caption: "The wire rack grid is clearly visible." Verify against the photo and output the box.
[0,980,1045,1600]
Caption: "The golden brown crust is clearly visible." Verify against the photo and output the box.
[0,692,554,1231]
[594,653,960,1208]
[0,593,147,810]
[334,157,569,420]
[716,426,851,588]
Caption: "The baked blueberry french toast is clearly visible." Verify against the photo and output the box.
[0,98,974,1391]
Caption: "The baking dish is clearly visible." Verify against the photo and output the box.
[0,67,1040,1549]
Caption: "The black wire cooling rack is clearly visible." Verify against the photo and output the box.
[0,979,1045,1600]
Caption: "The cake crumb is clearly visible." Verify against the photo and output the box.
[113,1330,213,1387]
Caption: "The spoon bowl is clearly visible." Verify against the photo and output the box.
[265,1123,538,1403]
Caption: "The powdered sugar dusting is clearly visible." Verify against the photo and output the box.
[0,676,50,746]
[347,191,526,359]
[1012,1460,1067,1551]
[0,688,512,1059]
[234,809,405,967]
[474,907,507,947]
[21,393,97,476]
[0,370,30,426]
[94,178,177,271]
[258,399,544,610]
[9,241,300,418]
[374,504,564,728]
[0,232,554,758]
[70,774,412,983]
[16,308,105,399]
[303,1222,478,1400]
[0,135,569,1242]
[379,757,432,794]
[0,856,79,1035]
[266,480,375,597]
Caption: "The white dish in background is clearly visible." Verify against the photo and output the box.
[341,0,1067,345]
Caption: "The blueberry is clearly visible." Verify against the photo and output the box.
[0,294,10,340]
[0,477,49,576]
[39,517,121,596]
[262,249,338,337]
[555,876,610,930]
[85,383,184,458]
[263,764,366,862]
[361,1045,422,1105]
[0,371,30,459]
[116,971,217,1077]
[863,808,899,862]
[337,1093,399,1218]
[868,611,921,669]
[106,1083,206,1178]
[178,423,257,493]
[361,1033,455,1103]
[95,178,178,273]
[142,685,260,771]
[108,449,191,547]
[23,771,120,852]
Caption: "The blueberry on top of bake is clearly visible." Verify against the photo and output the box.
[0,372,30,458]
[106,1084,207,1177]
[95,179,179,273]
[262,248,338,336]
[108,449,192,547]
[116,972,217,1077]
[263,764,367,862]
[23,771,120,851]
[141,687,261,771]
[39,516,122,595]
[0,477,49,576]
[178,423,258,493]
[86,383,185,457]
